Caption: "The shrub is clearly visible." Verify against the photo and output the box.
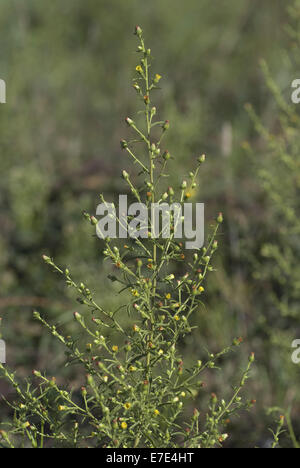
[0,27,255,449]
[244,1,300,434]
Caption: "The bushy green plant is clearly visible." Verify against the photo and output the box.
[0,27,256,449]
[245,7,300,407]
[239,1,300,445]
[0,4,291,436]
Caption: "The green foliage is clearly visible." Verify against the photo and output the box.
[0,0,300,449]
[0,29,255,449]
[242,2,300,414]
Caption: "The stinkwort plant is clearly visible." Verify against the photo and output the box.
[268,409,299,449]
[0,27,256,449]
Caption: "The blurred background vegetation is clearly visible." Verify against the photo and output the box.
[0,0,300,447]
